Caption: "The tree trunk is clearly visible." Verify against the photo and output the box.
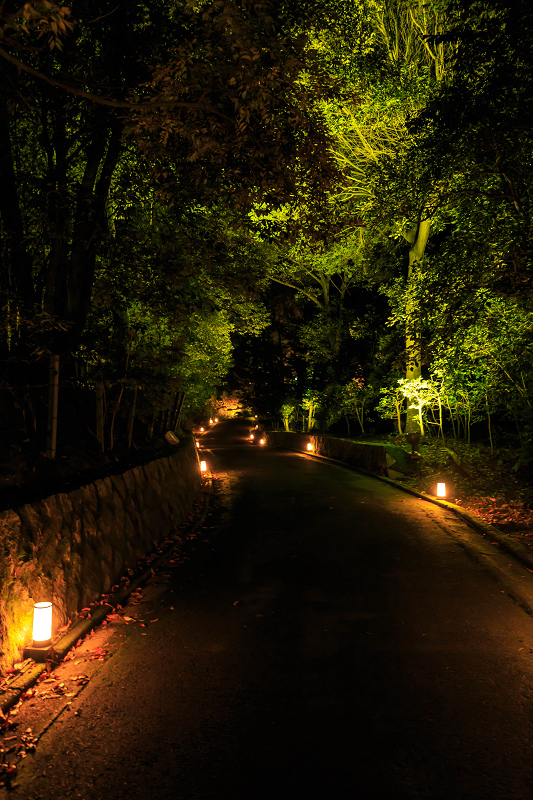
[174,391,186,430]
[46,355,60,460]
[404,218,431,433]
[127,386,138,449]
[96,380,105,453]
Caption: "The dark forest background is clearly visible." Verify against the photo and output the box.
[1,0,532,482]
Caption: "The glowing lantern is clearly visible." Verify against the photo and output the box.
[307,442,314,451]
[200,460,207,472]
[32,602,52,646]
[259,438,265,445]
[200,427,204,432]
[215,418,218,422]
[437,482,446,498]
[209,418,213,424]
[196,441,200,448]
[250,434,255,440]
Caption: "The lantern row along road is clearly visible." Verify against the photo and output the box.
[4,417,533,800]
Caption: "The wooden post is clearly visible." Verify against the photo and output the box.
[46,355,60,460]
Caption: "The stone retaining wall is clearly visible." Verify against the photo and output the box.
[0,441,201,672]
[265,431,389,474]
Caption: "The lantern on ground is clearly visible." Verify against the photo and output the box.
[215,418,218,422]
[209,418,213,424]
[307,442,314,451]
[200,460,207,472]
[436,482,446,498]
[250,434,254,440]
[32,602,53,647]
[259,438,265,445]
[200,426,204,432]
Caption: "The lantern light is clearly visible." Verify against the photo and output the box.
[437,482,446,498]
[196,441,200,448]
[209,418,213,424]
[200,460,207,472]
[200,427,204,432]
[32,601,52,646]
[215,418,218,422]
[307,442,314,451]
[259,438,265,445]
[250,434,255,440]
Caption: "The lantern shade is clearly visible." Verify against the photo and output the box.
[200,460,207,472]
[32,602,52,646]
[437,482,446,497]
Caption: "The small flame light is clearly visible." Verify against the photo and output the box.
[209,418,213,424]
[32,601,52,647]
[196,441,200,448]
[437,482,446,498]
[259,438,265,445]
[215,418,218,422]
[200,426,204,432]
[250,434,254,440]
[307,442,314,451]
[200,460,207,472]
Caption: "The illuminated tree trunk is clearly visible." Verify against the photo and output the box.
[404,218,431,434]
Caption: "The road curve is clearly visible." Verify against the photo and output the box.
[11,419,533,800]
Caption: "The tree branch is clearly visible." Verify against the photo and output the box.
[0,45,234,121]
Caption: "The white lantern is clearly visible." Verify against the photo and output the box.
[200,460,207,472]
[307,442,314,451]
[437,482,446,498]
[32,602,52,646]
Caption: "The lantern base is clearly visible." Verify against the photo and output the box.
[24,641,52,662]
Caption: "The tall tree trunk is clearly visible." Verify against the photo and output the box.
[127,386,138,449]
[46,355,60,460]
[0,97,34,305]
[96,379,105,453]
[404,218,431,433]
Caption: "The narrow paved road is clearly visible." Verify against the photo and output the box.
[11,419,533,799]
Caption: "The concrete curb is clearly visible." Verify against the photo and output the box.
[274,444,533,574]
[0,476,213,716]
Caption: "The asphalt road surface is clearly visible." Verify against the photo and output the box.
[9,419,533,799]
